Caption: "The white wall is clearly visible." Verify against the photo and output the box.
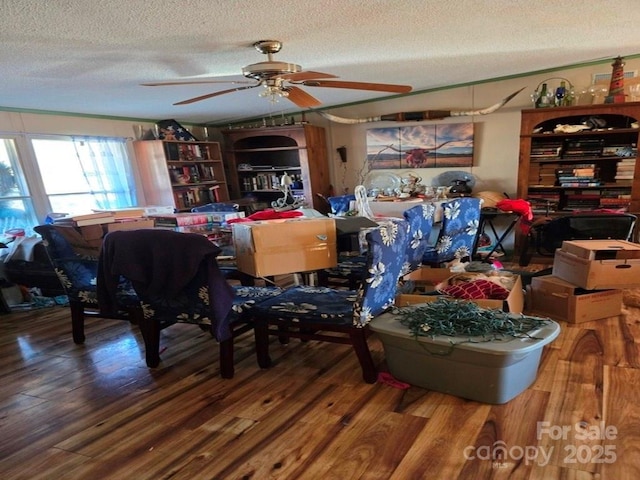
[310,58,640,198]
[1,56,638,234]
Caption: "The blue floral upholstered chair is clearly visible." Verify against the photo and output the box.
[401,203,436,274]
[252,220,409,383]
[34,224,142,343]
[36,225,281,378]
[318,203,435,289]
[422,197,482,267]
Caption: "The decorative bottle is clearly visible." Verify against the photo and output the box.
[555,81,567,106]
[536,83,550,108]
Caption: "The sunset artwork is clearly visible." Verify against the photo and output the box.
[366,123,474,169]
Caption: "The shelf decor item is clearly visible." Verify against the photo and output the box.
[605,56,626,104]
[156,119,197,142]
[531,77,574,108]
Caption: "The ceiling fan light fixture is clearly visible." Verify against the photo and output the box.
[259,84,288,103]
[144,39,411,108]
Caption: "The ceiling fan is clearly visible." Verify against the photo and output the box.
[142,40,412,108]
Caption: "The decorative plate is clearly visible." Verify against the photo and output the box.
[363,171,402,195]
[432,170,477,189]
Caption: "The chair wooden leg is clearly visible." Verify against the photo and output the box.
[254,319,272,369]
[349,328,377,384]
[70,301,85,344]
[277,324,290,345]
[519,234,532,266]
[136,309,160,368]
[219,338,235,379]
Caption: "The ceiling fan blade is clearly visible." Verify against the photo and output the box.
[280,71,338,81]
[283,86,322,108]
[142,79,255,87]
[300,80,412,93]
[174,85,260,105]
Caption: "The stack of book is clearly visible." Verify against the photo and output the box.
[555,164,601,187]
[562,139,604,158]
[530,141,563,160]
[92,207,155,232]
[564,192,601,211]
[600,189,632,210]
[54,211,116,227]
[529,162,559,186]
[614,158,636,183]
[527,190,561,214]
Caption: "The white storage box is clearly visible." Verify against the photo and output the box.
[370,311,560,404]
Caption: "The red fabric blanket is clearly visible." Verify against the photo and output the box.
[227,208,303,223]
[496,199,533,234]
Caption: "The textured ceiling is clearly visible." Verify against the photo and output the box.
[1,0,639,125]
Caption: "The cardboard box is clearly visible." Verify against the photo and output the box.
[560,239,640,260]
[233,218,337,277]
[527,275,623,323]
[369,311,561,404]
[79,224,104,240]
[106,218,156,232]
[552,240,640,290]
[396,268,524,313]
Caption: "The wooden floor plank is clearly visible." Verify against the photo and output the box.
[601,365,640,480]
[1,289,640,479]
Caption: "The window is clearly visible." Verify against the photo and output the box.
[31,136,137,215]
[0,138,39,236]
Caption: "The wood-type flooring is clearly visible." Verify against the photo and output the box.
[1,282,639,479]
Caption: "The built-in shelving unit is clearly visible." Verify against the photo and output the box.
[222,124,331,212]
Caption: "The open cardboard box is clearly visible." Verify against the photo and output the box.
[552,240,640,290]
[527,275,623,323]
[396,267,524,313]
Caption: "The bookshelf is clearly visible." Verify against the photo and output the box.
[516,103,640,253]
[134,140,230,211]
[517,103,640,216]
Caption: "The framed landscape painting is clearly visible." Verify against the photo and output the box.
[366,123,474,169]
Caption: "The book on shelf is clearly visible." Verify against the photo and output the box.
[559,182,602,188]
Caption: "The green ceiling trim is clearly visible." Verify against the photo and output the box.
[214,54,640,128]
[3,54,639,129]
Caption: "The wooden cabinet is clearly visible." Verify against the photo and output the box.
[134,140,230,211]
[517,103,640,217]
[222,124,331,212]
